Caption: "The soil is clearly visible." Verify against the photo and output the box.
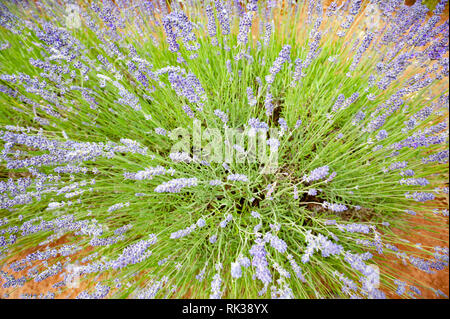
[378,210,449,299]
[0,235,91,299]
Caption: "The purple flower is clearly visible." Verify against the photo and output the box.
[196,218,206,228]
[251,210,260,218]
[239,256,251,268]
[210,273,222,299]
[349,0,362,15]
[302,232,343,263]
[293,185,299,199]
[399,178,429,186]
[124,166,172,180]
[264,88,274,117]
[214,0,231,35]
[209,179,222,186]
[304,31,322,69]
[376,130,388,141]
[278,118,288,132]
[219,214,233,228]
[322,201,348,212]
[107,202,130,213]
[406,192,435,202]
[303,165,329,183]
[422,150,449,164]
[393,279,407,296]
[267,138,280,150]
[154,178,198,193]
[263,22,272,46]
[166,69,205,104]
[196,265,207,282]
[214,109,228,124]
[162,11,199,53]
[169,151,192,163]
[170,223,197,239]
[247,87,257,106]
[388,161,408,171]
[264,233,287,254]
[287,254,306,282]
[350,32,374,71]
[336,223,371,234]
[205,5,217,38]
[227,174,249,182]
[248,118,269,132]
[249,241,272,285]
[209,234,218,244]
[266,45,291,84]
[291,58,304,84]
[182,105,195,118]
[237,12,253,45]
[231,262,242,278]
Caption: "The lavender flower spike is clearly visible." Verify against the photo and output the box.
[303,165,330,183]
[154,178,198,193]
[227,174,249,182]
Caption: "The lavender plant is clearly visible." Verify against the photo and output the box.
[0,0,448,299]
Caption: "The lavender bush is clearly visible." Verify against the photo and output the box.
[0,0,448,299]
